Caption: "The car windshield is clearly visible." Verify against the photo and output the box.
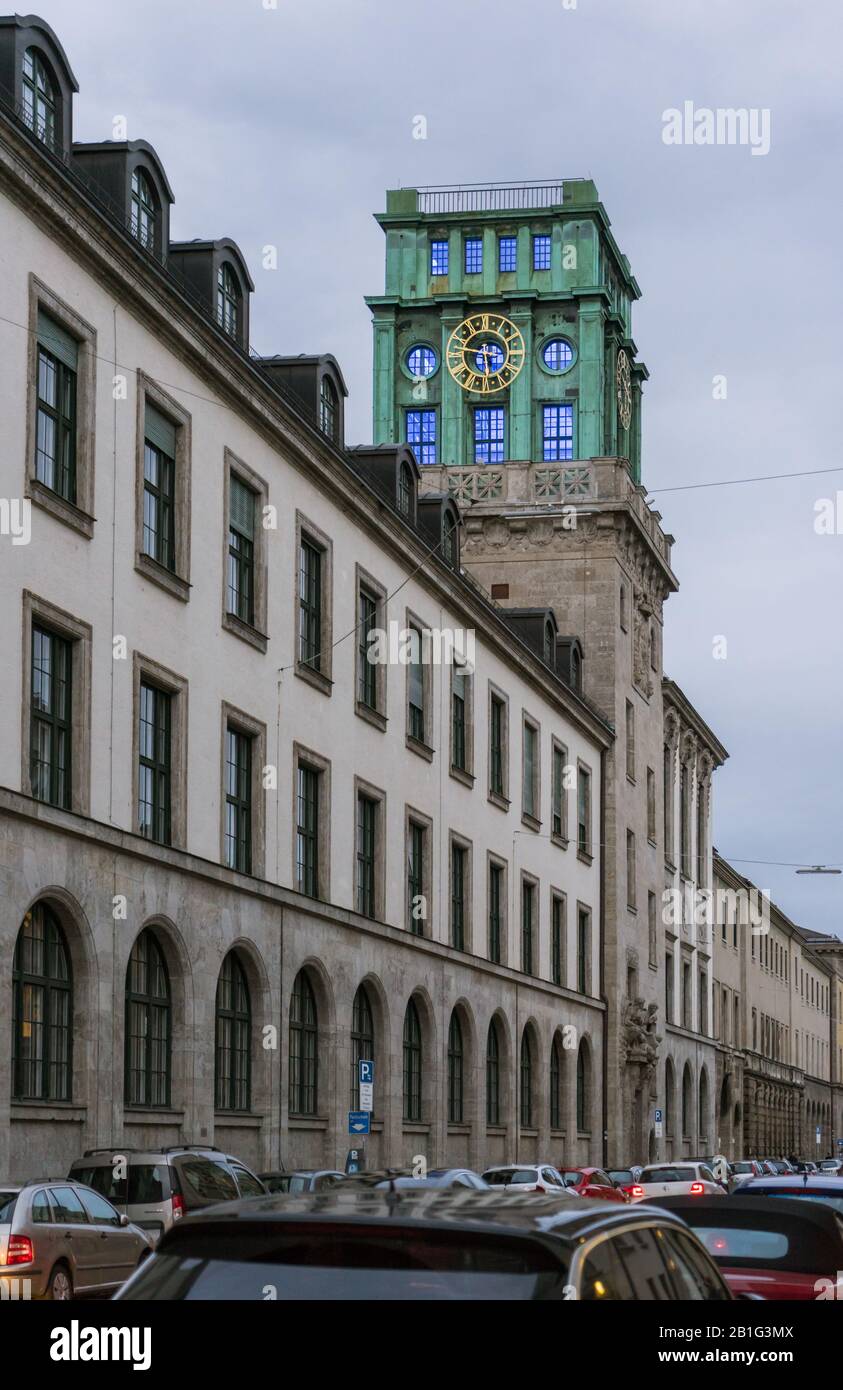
[483,1170,536,1186]
[609,1172,633,1183]
[286,1176,313,1194]
[561,1172,584,1185]
[0,1191,18,1222]
[119,1227,570,1300]
[642,1168,695,1183]
[732,1164,754,1174]
[694,1227,789,1262]
[262,1176,291,1194]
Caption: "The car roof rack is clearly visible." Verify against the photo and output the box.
[81,1147,143,1158]
[160,1144,224,1155]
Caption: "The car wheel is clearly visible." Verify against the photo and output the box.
[48,1265,73,1301]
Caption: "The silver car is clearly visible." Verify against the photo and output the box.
[0,1179,154,1300]
[68,1145,267,1243]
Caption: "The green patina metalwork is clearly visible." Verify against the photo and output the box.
[366,180,646,483]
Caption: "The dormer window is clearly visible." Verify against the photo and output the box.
[398,462,412,517]
[320,376,338,443]
[571,647,581,692]
[130,169,156,250]
[442,516,456,567]
[22,48,57,147]
[217,264,240,340]
[544,621,554,665]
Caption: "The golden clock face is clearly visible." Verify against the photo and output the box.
[446,313,525,394]
[616,348,632,430]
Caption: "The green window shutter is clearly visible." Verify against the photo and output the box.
[37,310,78,371]
[144,402,177,457]
[230,476,255,538]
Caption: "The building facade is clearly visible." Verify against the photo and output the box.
[0,15,611,1182]
[712,853,838,1159]
[368,183,725,1165]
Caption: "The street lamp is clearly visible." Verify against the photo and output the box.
[795,866,842,875]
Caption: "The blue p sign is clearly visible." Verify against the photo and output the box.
[359,1060,374,1085]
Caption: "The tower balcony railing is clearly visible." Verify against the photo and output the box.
[415,181,572,214]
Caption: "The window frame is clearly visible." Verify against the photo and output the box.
[487,854,507,966]
[449,660,474,784]
[288,970,318,1117]
[214,951,251,1113]
[541,403,574,462]
[521,873,538,976]
[403,998,423,1122]
[405,611,433,757]
[12,901,73,1102]
[405,407,438,466]
[124,928,171,1109]
[221,704,266,877]
[21,591,92,816]
[576,904,592,996]
[551,891,566,987]
[222,451,269,652]
[487,683,510,808]
[473,405,506,466]
[354,777,386,921]
[290,743,331,902]
[294,512,333,695]
[576,760,593,861]
[354,564,388,729]
[134,372,192,601]
[405,806,432,937]
[132,652,188,849]
[26,276,97,536]
[448,833,472,952]
[521,714,541,828]
[551,738,569,846]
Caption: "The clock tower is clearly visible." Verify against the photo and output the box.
[365,179,645,481]
[367,181,720,1168]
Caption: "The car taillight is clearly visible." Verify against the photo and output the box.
[172,1193,185,1220]
[4,1235,34,1265]
[630,1185,644,1198]
[690,1182,704,1195]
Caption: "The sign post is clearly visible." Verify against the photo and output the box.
[654,1107,663,1140]
[359,1059,374,1113]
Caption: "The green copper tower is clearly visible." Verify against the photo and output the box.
[366,180,646,483]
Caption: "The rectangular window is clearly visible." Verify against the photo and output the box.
[666,952,673,1023]
[356,794,377,918]
[224,727,252,873]
[35,315,77,502]
[626,829,636,910]
[542,404,574,462]
[648,891,657,967]
[227,476,256,625]
[298,538,323,670]
[407,626,425,743]
[533,234,551,271]
[647,767,656,842]
[499,235,517,272]
[296,764,319,898]
[406,408,437,466]
[577,908,590,994]
[451,666,467,771]
[464,237,483,274]
[551,895,565,985]
[489,862,503,964]
[474,407,505,465]
[552,743,567,840]
[696,784,706,885]
[407,820,426,936]
[358,588,379,710]
[143,404,176,570]
[521,880,535,975]
[625,700,635,781]
[138,682,171,846]
[663,744,673,862]
[30,625,72,809]
[577,765,591,855]
[680,763,691,877]
[451,843,467,951]
[489,693,506,798]
[522,720,538,820]
[682,961,691,1030]
[431,239,449,276]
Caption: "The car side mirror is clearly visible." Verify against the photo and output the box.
[119,1214,130,1227]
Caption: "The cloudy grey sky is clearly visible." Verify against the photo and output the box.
[42,0,843,932]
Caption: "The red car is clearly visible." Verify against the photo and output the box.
[647,1194,843,1300]
[560,1168,629,1202]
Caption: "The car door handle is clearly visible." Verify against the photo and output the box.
[100,1232,109,1239]
[64,1232,73,1239]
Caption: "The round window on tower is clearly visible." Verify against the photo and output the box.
[541,338,576,374]
[406,345,438,379]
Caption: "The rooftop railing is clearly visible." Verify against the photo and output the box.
[415,180,570,214]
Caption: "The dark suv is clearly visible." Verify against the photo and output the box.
[68,1145,267,1243]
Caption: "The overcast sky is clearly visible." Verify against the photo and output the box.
[41,0,843,934]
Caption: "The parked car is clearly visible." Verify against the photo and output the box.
[607,1168,636,1193]
[68,1145,267,1243]
[791,1161,818,1175]
[0,1179,154,1300]
[258,1170,345,1195]
[817,1159,843,1175]
[736,1174,843,1215]
[629,1163,727,1201]
[481,1164,569,1194]
[357,1169,489,1191]
[560,1168,629,1202]
[114,1187,738,1301]
[729,1160,765,1189]
[760,1158,795,1175]
[647,1194,843,1300]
